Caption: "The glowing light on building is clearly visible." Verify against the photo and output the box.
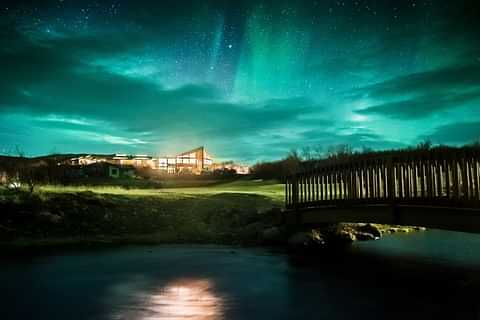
[69,146,249,175]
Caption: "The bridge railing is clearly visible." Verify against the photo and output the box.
[285,148,480,209]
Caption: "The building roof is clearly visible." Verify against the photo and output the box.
[176,146,213,160]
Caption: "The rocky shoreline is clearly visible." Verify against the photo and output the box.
[285,223,426,252]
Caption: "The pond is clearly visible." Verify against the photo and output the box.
[1,230,479,319]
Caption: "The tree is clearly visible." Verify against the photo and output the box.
[301,146,313,161]
[416,140,432,150]
[326,144,353,159]
[13,146,38,193]
[312,145,324,160]
[283,149,301,176]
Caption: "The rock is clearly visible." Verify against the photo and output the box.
[413,226,427,231]
[238,222,264,242]
[310,229,324,243]
[336,229,356,243]
[37,211,62,224]
[288,232,310,247]
[262,207,284,225]
[288,230,326,249]
[355,232,376,241]
[356,223,382,238]
[262,226,283,242]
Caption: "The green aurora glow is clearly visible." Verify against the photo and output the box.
[0,0,479,162]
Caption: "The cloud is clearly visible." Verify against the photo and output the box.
[421,121,480,144]
[0,25,333,160]
[357,90,480,119]
[358,64,480,98]
[354,63,480,119]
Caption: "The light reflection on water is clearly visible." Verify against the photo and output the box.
[113,278,225,320]
[2,242,479,319]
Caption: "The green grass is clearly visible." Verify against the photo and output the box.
[0,179,286,248]
[39,179,285,204]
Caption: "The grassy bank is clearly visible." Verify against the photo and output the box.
[0,179,423,251]
[0,179,286,250]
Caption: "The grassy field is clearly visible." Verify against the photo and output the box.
[39,179,285,204]
[0,179,286,247]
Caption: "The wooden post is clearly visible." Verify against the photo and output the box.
[320,169,324,201]
[404,163,410,199]
[387,157,395,201]
[396,164,401,199]
[445,159,450,199]
[453,158,459,199]
[300,174,304,204]
[292,174,299,209]
[412,161,418,198]
[420,160,426,198]
[376,163,381,199]
[352,166,357,200]
[334,170,337,201]
[474,158,479,200]
[340,168,344,200]
[461,158,468,200]
[426,160,432,200]
[436,160,442,198]
[307,172,311,203]
[285,177,289,207]
[382,161,388,199]
[368,164,374,200]
[329,171,333,201]
[363,165,368,199]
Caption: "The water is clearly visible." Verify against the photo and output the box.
[1,231,479,320]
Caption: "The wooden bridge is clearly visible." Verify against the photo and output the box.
[285,148,480,233]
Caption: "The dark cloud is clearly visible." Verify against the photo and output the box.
[421,121,480,144]
[357,90,480,119]
[358,64,480,99]
[2,0,480,159]
[301,128,404,150]
[0,26,329,158]
[355,63,480,119]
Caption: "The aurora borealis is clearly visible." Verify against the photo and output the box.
[1,0,479,162]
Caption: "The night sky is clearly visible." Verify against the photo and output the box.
[1,0,479,162]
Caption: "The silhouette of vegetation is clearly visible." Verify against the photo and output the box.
[251,142,480,180]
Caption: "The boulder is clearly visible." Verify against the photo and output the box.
[238,221,264,242]
[356,223,382,238]
[335,229,357,243]
[261,226,283,243]
[355,232,376,241]
[287,229,326,250]
[261,207,284,225]
[287,231,311,247]
[37,211,62,224]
